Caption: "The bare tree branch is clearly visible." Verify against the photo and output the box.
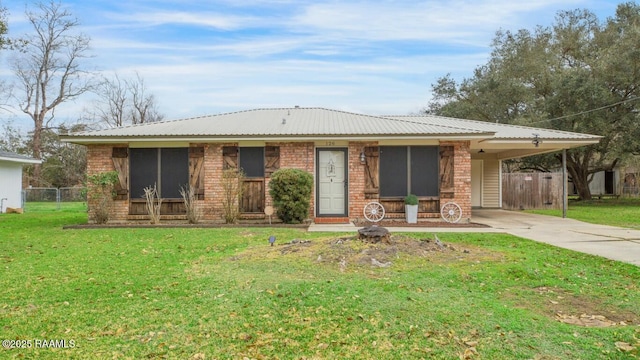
[94,74,128,127]
[91,72,164,128]
[9,1,95,185]
[128,72,163,125]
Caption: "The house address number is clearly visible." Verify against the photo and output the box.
[325,141,335,146]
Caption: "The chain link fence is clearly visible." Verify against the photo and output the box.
[22,187,87,212]
[622,185,640,197]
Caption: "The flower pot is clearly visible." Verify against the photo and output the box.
[405,204,418,224]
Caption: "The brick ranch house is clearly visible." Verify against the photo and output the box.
[62,107,600,224]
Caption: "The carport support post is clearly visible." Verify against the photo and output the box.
[562,149,567,218]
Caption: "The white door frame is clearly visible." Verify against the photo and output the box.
[316,148,348,216]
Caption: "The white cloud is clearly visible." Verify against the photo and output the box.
[106,11,258,30]
[290,0,583,44]
[1,0,619,128]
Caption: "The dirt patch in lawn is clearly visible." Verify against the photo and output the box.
[233,234,503,271]
[231,235,640,328]
[507,286,639,327]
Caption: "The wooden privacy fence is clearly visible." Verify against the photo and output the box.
[502,173,563,210]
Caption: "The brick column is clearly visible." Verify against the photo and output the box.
[202,143,228,222]
[440,140,472,221]
[86,144,129,222]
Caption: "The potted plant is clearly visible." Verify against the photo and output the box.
[404,194,418,224]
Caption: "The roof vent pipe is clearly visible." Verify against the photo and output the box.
[282,118,286,125]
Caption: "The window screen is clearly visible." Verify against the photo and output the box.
[130,148,158,199]
[379,146,439,197]
[239,147,265,178]
[410,146,439,196]
[379,146,408,197]
[129,148,189,199]
[160,148,189,198]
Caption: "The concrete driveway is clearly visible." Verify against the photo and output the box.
[472,209,640,267]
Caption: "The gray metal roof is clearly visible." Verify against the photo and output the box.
[63,107,600,143]
[65,108,491,140]
[0,150,41,164]
[386,114,601,141]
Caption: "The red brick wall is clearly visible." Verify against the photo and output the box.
[440,140,472,221]
[347,141,471,222]
[85,140,472,223]
[276,142,315,219]
[86,145,129,222]
[200,143,222,221]
[348,142,378,222]
[198,142,315,222]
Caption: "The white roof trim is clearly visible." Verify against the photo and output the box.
[0,155,42,164]
[62,134,496,144]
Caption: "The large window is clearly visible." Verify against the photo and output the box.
[129,148,189,199]
[379,146,439,197]
[239,147,265,178]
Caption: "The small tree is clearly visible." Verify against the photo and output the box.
[221,169,244,224]
[269,168,313,224]
[180,184,201,224]
[86,171,118,224]
[143,183,162,224]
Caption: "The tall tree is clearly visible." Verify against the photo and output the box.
[0,5,13,106]
[128,72,163,125]
[94,74,128,128]
[0,4,8,49]
[427,3,640,200]
[93,72,163,128]
[10,1,94,185]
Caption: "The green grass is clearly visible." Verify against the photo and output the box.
[1,209,639,359]
[23,201,87,213]
[527,198,640,229]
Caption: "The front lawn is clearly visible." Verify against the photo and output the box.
[527,197,640,229]
[23,201,87,213]
[1,210,639,359]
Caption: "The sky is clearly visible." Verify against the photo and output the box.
[0,0,623,130]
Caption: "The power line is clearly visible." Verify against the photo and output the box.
[529,96,640,125]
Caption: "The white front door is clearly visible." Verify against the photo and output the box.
[471,160,483,208]
[317,149,347,216]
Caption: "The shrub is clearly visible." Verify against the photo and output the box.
[404,194,419,205]
[143,183,162,224]
[180,184,201,224]
[86,171,119,224]
[269,168,313,224]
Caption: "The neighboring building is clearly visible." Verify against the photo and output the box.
[569,170,618,196]
[61,107,600,223]
[568,166,640,197]
[0,150,42,213]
